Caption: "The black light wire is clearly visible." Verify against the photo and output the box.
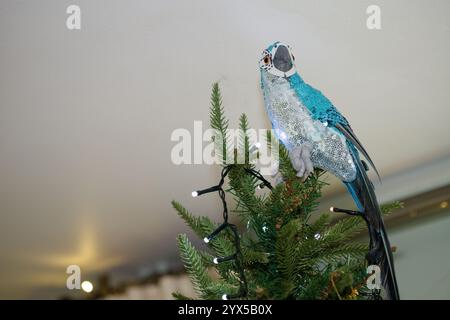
[193,164,273,299]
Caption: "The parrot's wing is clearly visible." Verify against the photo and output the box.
[299,83,350,127]
[335,122,381,182]
[295,81,380,180]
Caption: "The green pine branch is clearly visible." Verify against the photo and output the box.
[381,201,404,215]
[238,113,251,165]
[210,82,230,165]
[172,200,234,259]
[176,234,213,299]
[172,292,194,300]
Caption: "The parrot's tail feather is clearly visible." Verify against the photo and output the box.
[378,223,400,300]
[345,145,400,300]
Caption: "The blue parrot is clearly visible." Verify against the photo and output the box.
[259,41,399,300]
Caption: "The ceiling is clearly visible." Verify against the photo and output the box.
[0,0,449,298]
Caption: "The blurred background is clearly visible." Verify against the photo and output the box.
[0,0,449,299]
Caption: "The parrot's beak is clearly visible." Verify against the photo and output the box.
[273,45,293,72]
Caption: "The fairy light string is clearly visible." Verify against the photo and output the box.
[192,164,273,300]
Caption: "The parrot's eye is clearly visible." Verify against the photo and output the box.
[263,56,270,64]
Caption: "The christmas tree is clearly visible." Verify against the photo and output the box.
[172,83,400,300]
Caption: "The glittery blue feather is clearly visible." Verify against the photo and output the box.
[288,73,349,127]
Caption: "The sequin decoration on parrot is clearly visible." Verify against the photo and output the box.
[259,41,400,300]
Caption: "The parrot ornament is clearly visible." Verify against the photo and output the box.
[259,41,400,300]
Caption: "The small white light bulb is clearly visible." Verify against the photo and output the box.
[222,294,228,300]
[203,237,210,244]
[213,257,219,264]
[191,191,198,198]
[81,281,93,293]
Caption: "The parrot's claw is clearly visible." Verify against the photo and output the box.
[270,143,314,185]
[290,143,313,181]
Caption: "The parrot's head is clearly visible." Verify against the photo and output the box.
[259,41,296,78]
